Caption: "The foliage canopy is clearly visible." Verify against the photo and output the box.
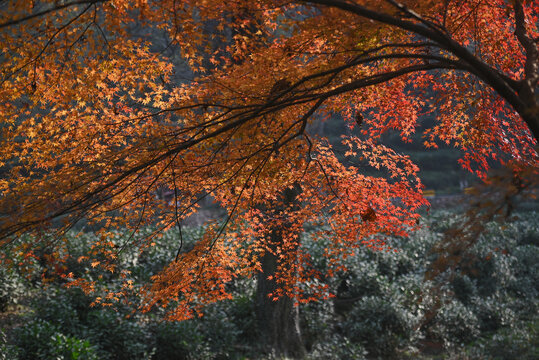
[0,0,538,318]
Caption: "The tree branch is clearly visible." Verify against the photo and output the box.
[0,0,108,29]
[301,0,537,141]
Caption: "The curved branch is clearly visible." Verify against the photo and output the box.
[302,0,536,141]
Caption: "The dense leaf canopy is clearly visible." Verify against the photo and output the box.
[0,0,537,318]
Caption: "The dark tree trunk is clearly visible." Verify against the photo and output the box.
[255,185,306,359]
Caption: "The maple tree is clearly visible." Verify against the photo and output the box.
[0,0,538,355]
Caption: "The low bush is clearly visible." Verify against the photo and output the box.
[307,334,367,360]
[465,317,539,360]
[2,211,538,359]
[0,266,27,312]
[13,319,99,360]
[432,299,480,348]
[0,329,20,360]
[342,297,415,357]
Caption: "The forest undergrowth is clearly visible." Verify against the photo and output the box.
[1,209,538,360]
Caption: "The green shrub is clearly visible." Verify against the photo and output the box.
[466,318,539,360]
[14,319,59,359]
[432,300,480,347]
[33,288,88,336]
[223,293,258,346]
[48,333,100,360]
[473,296,515,333]
[0,266,26,312]
[300,298,335,351]
[84,310,152,360]
[307,334,367,360]
[451,274,476,305]
[1,328,20,360]
[342,296,415,357]
[151,320,210,360]
[13,319,98,360]
[5,211,538,359]
[32,287,153,359]
[198,304,241,358]
[509,245,539,298]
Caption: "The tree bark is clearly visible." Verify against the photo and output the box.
[255,185,306,359]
